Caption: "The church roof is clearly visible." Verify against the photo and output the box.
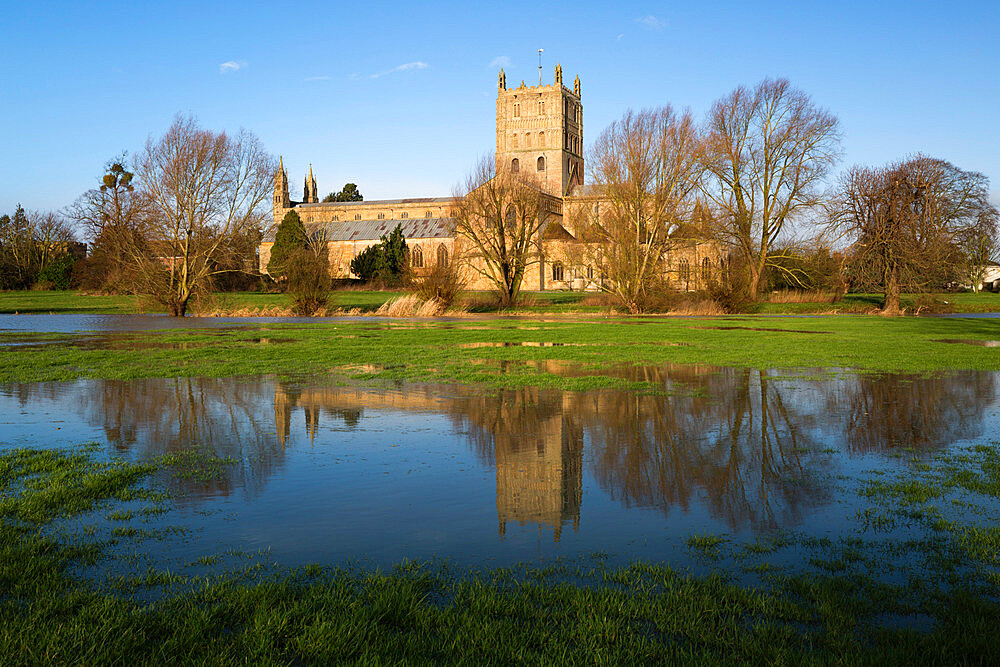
[263,217,455,243]
[296,196,456,207]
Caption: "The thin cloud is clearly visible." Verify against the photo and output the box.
[351,61,429,80]
[616,33,625,41]
[219,60,246,74]
[635,15,667,31]
[488,56,511,68]
[304,75,331,81]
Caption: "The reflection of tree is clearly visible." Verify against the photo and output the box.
[841,371,994,453]
[77,377,286,501]
[583,367,826,531]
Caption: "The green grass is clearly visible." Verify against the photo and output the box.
[2,444,999,663]
[5,288,1000,315]
[3,314,1000,386]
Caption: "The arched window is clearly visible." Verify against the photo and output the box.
[437,244,449,267]
[511,158,519,173]
[513,103,520,117]
[512,134,519,149]
[537,156,545,172]
[424,210,432,218]
[537,131,544,148]
[552,262,564,282]
[401,211,408,219]
[587,265,593,280]
[354,213,361,220]
[410,245,423,268]
[539,101,545,115]
[679,259,691,288]
[332,215,339,221]
[701,257,711,283]
[505,206,516,227]
[525,133,532,148]
[377,212,385,220]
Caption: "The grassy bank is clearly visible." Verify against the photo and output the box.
[3,289,1000,316]
[2,315,1000,386]
[2,444,997,663]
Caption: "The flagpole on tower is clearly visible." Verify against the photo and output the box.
[538,48,543,86]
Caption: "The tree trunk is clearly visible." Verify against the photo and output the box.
[169,298,188,317]
[882,269,901,315]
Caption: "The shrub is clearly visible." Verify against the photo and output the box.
[285,248,330,316]
[409,262,464,309]
[36,255,77,290]
[350,224,407,285]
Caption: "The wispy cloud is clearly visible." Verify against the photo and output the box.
[488,56,511,69]
[616,33,625,42]
[304,75,331,81]
[635,15,667,31]
[351,61,429,80]
[219,60,246,74]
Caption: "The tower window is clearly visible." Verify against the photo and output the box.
[537,131,544,148]
[437,244,449,267]
[424,210,432,218]
[377,213,385,220]
[537,156,545,172]
[539,101,545,114]
[401,212,408,219]
[512,134,519,149]
[511,158,519,173]
[354,213,361,220]
[411,245,423,268]
[513,103,520,117]
[552,262,564,282]
[332,215,339,221]
[525,133,532,148]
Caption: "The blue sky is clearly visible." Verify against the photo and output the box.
[1,0,998,218]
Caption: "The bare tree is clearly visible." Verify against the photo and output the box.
[582,106,703,313]
[0,206,75,288]
[832,156,992,313]
[134,115,274,316]
[960,203,999,292]
[454,156,553,308]
[700,78,841,300]
[66,157,150,291]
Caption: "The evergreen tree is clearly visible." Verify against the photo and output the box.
[349,224,407,284]
[266,210,307,278]
[323,183,364,203]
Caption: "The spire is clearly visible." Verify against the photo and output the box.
[555,63,563,85]
[303,164,318,204]
[574,74,580,96]
[498,67,506,90]
[278,155,285,176]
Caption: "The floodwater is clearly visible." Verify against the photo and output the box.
[2,364,996,571]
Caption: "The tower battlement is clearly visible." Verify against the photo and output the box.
[495,63,583,197]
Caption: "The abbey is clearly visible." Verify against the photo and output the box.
[260,65,718,291]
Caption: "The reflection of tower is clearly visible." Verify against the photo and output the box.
[304,405,320,445]
[496,402,582,541]
[274,385,293,447]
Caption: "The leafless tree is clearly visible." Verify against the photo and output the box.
[454,156,553,308]
[66,157,150,291]
[134,115,274,316]
[700,78,841,300]
[0,206,75,288]
[959,203,999,292]
[580,106,703,313]
[831,156,992,313]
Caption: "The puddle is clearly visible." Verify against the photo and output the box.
[694,326,831,334]
[1,365,995,573]
[933,338,1000,347]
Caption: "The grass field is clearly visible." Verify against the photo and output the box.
[4,312,1000,661]
[3,288,1000,315]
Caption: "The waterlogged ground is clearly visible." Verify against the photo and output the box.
[2,365,998,584]
[3,315,1000,660]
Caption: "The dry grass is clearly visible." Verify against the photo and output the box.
[374,295,448,317]
[666,299,725,316]
[201,306,363,318]
[766,290,841,304]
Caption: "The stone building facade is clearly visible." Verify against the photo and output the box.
[260,65,720,292]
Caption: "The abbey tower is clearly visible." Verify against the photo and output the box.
[495,64,583,197]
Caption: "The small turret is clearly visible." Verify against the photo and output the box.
[498,67,506,90]
[555,63,563,86]
[574,74,580,96]
[274,156,290,210]
[303,164,318,204]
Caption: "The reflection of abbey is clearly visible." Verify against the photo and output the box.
[260,64,719,291]
[273,383,582,541]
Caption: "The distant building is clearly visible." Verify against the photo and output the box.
[260,65,719,291]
